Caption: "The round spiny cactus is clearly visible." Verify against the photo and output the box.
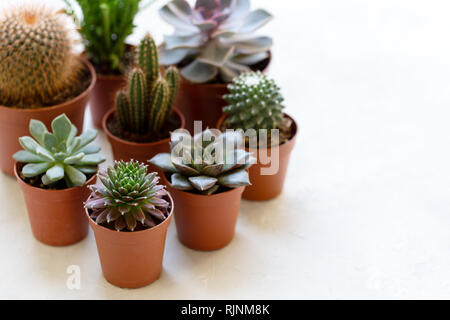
[223,71,285,131]
[85,160,171,232]
[0,5,83,108]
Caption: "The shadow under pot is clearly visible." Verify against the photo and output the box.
[103,107,185,170]
[217,113,298,201]
[14,162,96,246]
[86,194,174,289]
[174,52,271,134]
[162,174,245,251]
[0,59,96,177]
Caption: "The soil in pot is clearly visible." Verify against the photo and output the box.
[14,162,96,246]
[217,113,298,201]
[86,195,174,289]
[174,52,271,134]
[162,173,245,251]
[0,59,96,176]
[103,108,185,171]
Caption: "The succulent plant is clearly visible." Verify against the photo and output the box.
[64,0,157,74]
[150,129,255,195]
[116,34,180,135]
[13,114,106,187]
[159,0,273,83]
[223,71,284,131]
[0,5,85,108]
[85,160,171,232]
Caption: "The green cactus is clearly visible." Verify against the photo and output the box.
[115,34,179,136]
[0,5,84,108]
[223,71,285,131]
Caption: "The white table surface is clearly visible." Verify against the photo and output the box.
[0,0,449,299]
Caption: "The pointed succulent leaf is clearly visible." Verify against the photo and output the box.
[74,166,98,174]
[79,145,100,155]
[18,136,40,153]
[149,153,177,172]
[239,9,273,34]
[76,130,98,151]
[43,132,58,150]
[79,154,106,165]
[170,173,193,190]
[218,169,250,188]
[64,152,85,165]
[181,60,218,83]
[188,176,218,191]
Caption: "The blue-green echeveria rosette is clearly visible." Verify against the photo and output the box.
[159,0,273,83]
[149,129,256,195]
[13,114,106,188]
[85,160,171,232]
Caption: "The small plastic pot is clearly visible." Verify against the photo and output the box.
[14,163,97,246]
[0,59,96,176]
[174,52,271,134]
[217,113,298,201]
[103,107,185,175]
[89,73,127,128]
[86,194,174,289]
[162,174,245,251]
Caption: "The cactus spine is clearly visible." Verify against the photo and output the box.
[0,5,84,108]
[115,34,179,135]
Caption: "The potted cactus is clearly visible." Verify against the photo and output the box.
[85,160,173,288]
[64,0,157,127]
[159,0,273,133]
[103,34,185,167]
[217,71,298,201]
[0,5,96,176]
[13,114,106,246]
[150,129,255,251]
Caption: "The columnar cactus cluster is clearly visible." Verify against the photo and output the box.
[150,129,255,195]
[85,160,171,231]
[116,34,180,135]
[223,71,285,130]
[0,6,84,108]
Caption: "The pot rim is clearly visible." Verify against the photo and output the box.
[14,161,98,194]
[85,192,174,235]
[161,172,245,200]
[102,107,186,147]
[0,58,96,113]
[217,112,299,151]
[173,50,272,88]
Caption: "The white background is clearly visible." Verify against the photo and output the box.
[0,0,449,299]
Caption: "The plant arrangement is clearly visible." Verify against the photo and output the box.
[85,160,171,231]
[150,129,255,195]
[85,160,174,288]
[13,114,105,246]
[103,34,185,164]
[0,4,95,176]
[159,0,273,84]
[218,71,297,201]
[149,129,254,250]
[14,114,106,189]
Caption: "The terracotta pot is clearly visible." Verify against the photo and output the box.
[14,163,97,246]
[0,59,96,176]
[103,108,185,174]
[89,73,126,128]
[86,195,174,288]
[217,113,298,201]
[175,52,271,134]
[162,174,244,251]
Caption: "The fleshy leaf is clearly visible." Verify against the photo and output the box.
[18,136,40,153]
[79,153,106,165]
[170,173,193,190]
[22,162,52,178]
[29,120,47,145]
[188,176,218,191]
[181,60,218,83]
[217,169,250,188]
[149,153,177,173]
[65,165,87,187]
[239,9,273,34]
[13,150,47,163]
[51,114,72,142]
[46,163,64,182]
